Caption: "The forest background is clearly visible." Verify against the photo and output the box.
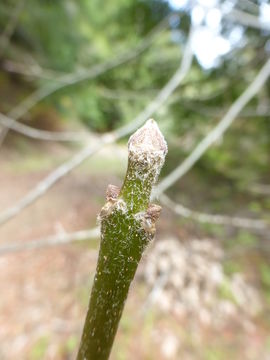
[0,0,269,359]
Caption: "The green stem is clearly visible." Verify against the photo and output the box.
[77,119,167,360]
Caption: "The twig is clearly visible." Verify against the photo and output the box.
[1,33,269,254]
[77,119,167,360]
[0,0,25,57]
[0,227,100,256]
[178,99,270,119]
[0,16,169,145]
[97,86,158,101]
[1,60,70,81]
[224,242,270,260]
[160,193,269,231]
[2,189,268,256]
[0,29,194,226]
[249,183,270,196]
[0,139,108,225]
[154,58,270,197]
[225,8,270,31]
[236,0,260,14]
[0,112,92,142]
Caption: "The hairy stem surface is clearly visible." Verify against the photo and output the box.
[77,119,167,360]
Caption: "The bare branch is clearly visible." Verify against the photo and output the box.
[224,242,270,260]
[98,86,158,101]
[0,139,107,225]
[0,29,194,226]
[154,58,270,197]
[0,227,100,256]
[177,99,270,119]
[225,8,270,31]
[236,0,260,14]
[249,183,270,196]
[152,59,270,231]
[0,112,92,142]
[0,0,25,57]
[0,16,169,145]
[160,194,269,231]
[1,60,69,81]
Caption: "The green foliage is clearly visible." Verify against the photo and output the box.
[260,263,270,289]
[203,346,227,360]
[248,201,263,213]
[218,279,238,305]
[199,222,226,237]
[223,260,243,277]
[1,1,270,358]
[3,0,270,180]
[260,262,270,304]
[266,336,270,351]
[233,231,257,247]
[30,336,49,360]
[65,335,79,353]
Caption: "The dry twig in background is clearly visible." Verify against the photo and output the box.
[0,227,100,256]
[154,58,270,197]
[225,7,270,31]
[0,112,92,142]
[0,16,169,145]
[0,28,194,226]
[160,193,269,231]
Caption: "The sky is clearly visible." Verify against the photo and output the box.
[168,0,270,69]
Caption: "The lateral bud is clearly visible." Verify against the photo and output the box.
[106,184,120,202]
[137,203,162,238]
[146,203,162,223]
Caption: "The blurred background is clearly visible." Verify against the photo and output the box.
[0,0,269,359]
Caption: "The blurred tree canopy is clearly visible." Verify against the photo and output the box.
[0,0,269,192]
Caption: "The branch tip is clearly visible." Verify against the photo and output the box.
[128,119,167,157]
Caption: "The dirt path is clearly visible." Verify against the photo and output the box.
[0,144,124,359]
[0,144,269,360]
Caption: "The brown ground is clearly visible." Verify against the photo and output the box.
[0,142,269,360]
[0,143,121,359]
